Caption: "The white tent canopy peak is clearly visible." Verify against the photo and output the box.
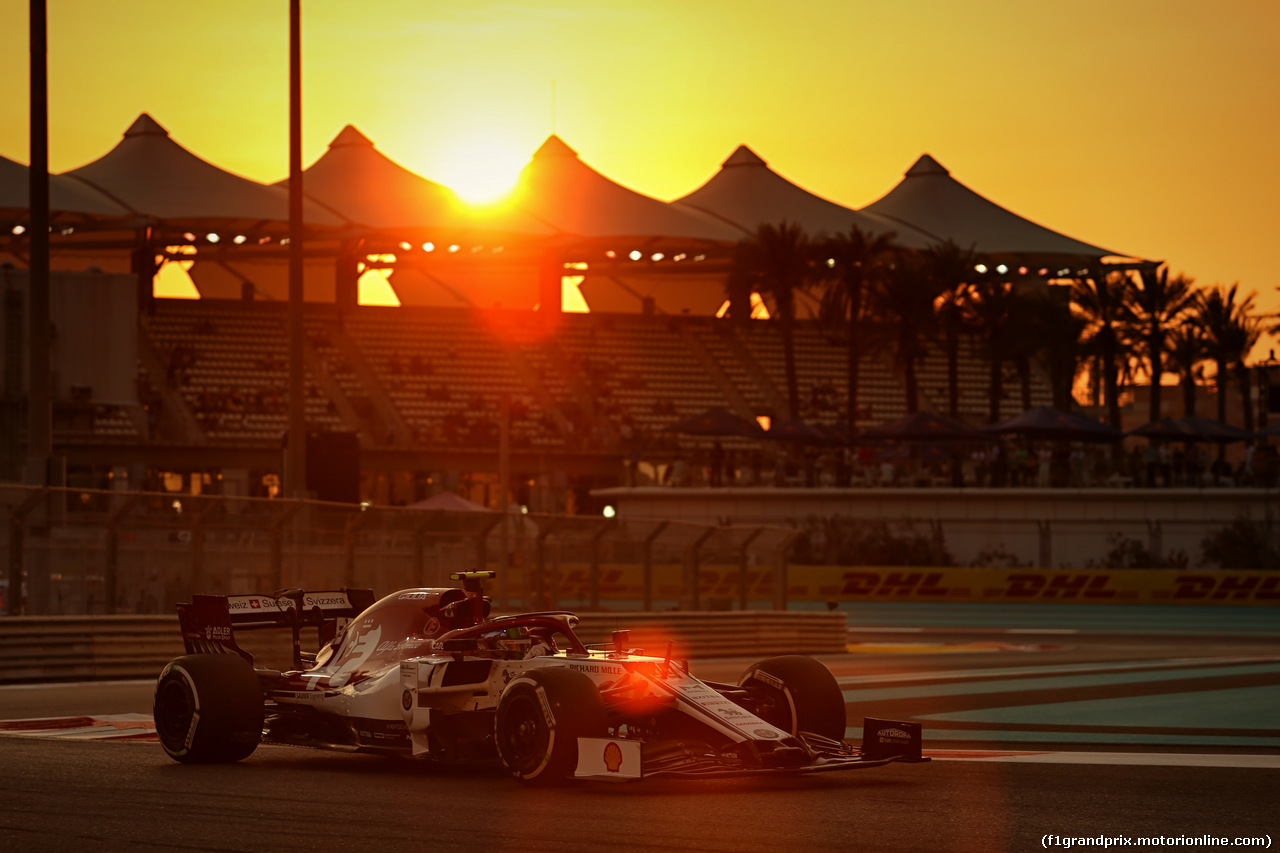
[721,145,768,169]
[329,125,376,150]
[904,154,950,178]
[532,135,579,161]
[122,113,169,139]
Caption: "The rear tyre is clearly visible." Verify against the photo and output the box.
[154,654,263,764]
[739,655,847,741]
[494,668,607,785]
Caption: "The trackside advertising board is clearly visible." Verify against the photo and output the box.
[794,566,1280,606]
[502,564,1280,607]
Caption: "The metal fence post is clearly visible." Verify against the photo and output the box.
[772,530,800,611]
[641,521,669,612]
[269,500,302,591]
[104,493,141,615]
[684,526,717,611]
[535,518,564,611]
[413,522,426,587]
[344,509,371,589]
[589,521,611,610]
[737,528,763,610]
[474,513,502,579]
[190,501,219,596]
[7,488,49,616]
[1038,519,1052,569]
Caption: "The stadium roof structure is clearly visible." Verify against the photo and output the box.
[61,113,348,234]
[508,135,743,246]
[281,125,554,239]
[675,145,935,249]
[1,154,132,224]
[861,154,1139,266]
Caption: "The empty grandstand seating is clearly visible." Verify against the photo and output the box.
[114,300,1055,469]
[141,301,343,444]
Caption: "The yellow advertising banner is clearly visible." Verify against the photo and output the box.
[509,564,1280,607]
[787,566,1280,606]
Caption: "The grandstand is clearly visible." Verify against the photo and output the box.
[5,119,1097,508]
[4,281,1052,508]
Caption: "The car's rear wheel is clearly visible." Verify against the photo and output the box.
[154,654,263,764]
[739,655,847,741]
[494,668,606,785]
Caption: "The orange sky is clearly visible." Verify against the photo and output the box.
[4,1,1278,321]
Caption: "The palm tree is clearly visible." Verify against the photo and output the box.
[963,278,1020,422]
[869,250,945,414]
[732,222,816,419]
[1200,283,1261,430]
[919,242,984,418]
[1072,267,1133,430]
[1167,317,1207,418]
[816,225,898,429]
[1126,265,1197,423]
[1029,286,1089,412]
[724,260,755,327]
[1008,288,1055,412]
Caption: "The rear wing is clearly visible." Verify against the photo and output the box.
[177,588,375,670]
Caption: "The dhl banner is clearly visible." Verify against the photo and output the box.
[789,566,1280,606]
[504,564,1280,607]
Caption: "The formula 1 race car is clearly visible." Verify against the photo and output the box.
[153,572,928,783]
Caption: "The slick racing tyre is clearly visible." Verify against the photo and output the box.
[154,654,264,764]
[739,655,847,741]
[494,668,607,785]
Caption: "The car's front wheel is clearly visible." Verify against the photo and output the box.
[154,654,263,764]
[494,668,606,785]
[739,655,847,741]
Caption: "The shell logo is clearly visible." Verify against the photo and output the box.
[603,741,624,773]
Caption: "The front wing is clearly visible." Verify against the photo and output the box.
[574,718,930,781]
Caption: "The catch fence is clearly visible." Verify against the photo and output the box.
[1,485,797,617]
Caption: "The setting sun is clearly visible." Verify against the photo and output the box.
[435,130,525,205]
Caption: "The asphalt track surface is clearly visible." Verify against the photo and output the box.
[2,603,1277,852]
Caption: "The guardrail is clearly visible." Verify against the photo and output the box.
[0,611,848,684]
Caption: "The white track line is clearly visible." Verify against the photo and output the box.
[929,749,1280,768]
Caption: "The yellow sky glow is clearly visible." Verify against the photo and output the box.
[4,1,1279,323]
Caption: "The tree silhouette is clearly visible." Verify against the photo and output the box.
[869,251,945,414]
[1200,283,1261,431]
[1073,267,1132,430]
[731,222,816,419]
[919,242,984,418]
[963,278,1024,422]
[1028,286,1089,412]
[1125,265,1197,423]
[1167,316,1207,418]
[816,225,898,429]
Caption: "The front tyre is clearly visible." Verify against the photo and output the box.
[494,668,607,785]
[739,655,847,741]
[154,654,263,764]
